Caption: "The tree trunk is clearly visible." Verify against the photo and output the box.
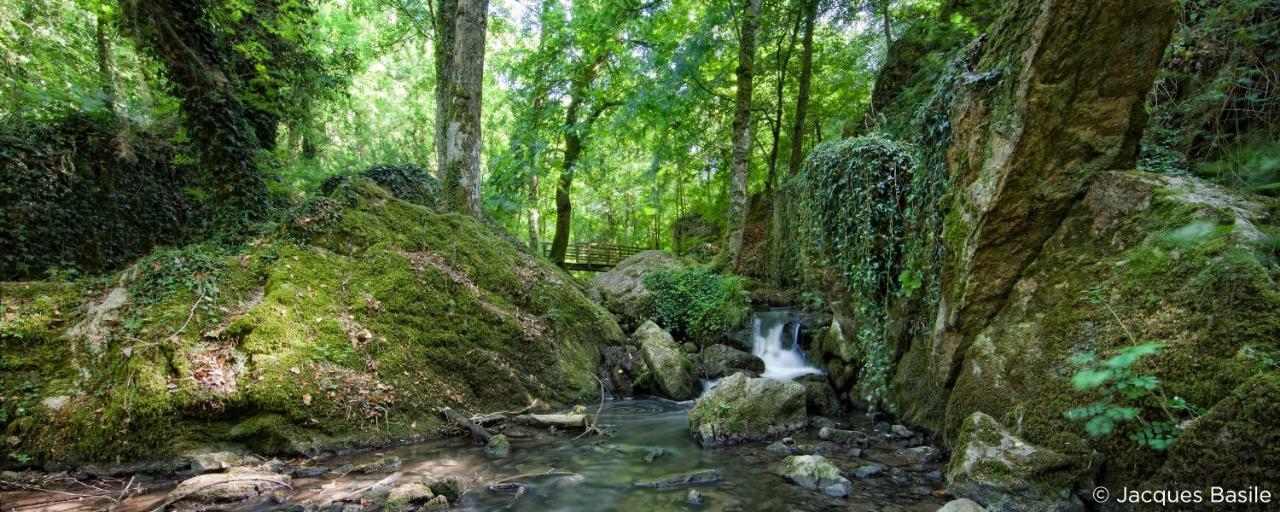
[766,6,801,194]
[549,56,607,265]
[433,0,458,184]
[526,0,556,251]
[878,0,893,49]
[96,5,134,161]
[716,0,763,271]
[441,0,488,216]
[787,0,818,176]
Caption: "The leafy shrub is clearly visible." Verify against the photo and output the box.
[321,163,441,209]
[642,267,749,344]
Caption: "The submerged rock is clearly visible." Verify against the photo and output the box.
[689,373,806,446]
[164,468,290,511]
[588,250,684,331]
[484,434,511,457]
[700,344,765,378]
[634,468,723,488]
[356,455,402,474]
[818,427,869,447]
[686,488,704,506]
[635,321,699,400]
[853,463,888,479]
[772,455,852,498]
[947,413,1082,512]
[899,445,940,464]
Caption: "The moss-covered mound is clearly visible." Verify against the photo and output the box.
[0,178,622,465]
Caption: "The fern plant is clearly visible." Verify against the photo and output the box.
[1065,343,1205,450]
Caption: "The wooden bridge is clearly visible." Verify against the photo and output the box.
[543,242,648,272]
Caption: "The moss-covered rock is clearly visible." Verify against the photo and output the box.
[635,321,698,401]
[700,344,764,379]
[0,177,622,465]
[588,250,684,332]
[946,412,1083,512]
[688,373,806,446]
[772,454,852,498]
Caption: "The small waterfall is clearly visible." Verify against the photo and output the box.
[752,309,822,380]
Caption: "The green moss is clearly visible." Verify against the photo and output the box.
[5,179,620,464]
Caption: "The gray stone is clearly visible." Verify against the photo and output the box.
[686,489,704,506]
[386,481,435,512]
[890,424,914,438]
[938,498,987,512]
[853,463,888,479]
[635,321,699,400]
[634,469,723,489]
[188,451,241,474]
[900,445,941,464]
[947,412,1083,512]
[356,455,402,474]
[164,468,290,510]
[700,344,765,378]
[772,455,852,498]
[588,250,684,330]
[819,427,870,447]
[688,373,806,446]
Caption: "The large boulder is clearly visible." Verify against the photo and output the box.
[598,345,650,397]
[772,455,852,497]
[946,412,1083,512]
[635,321,698,400]
[588,250,684,331]
[701,344,765,378]
[688,373,806,446]
[0,178,624,464]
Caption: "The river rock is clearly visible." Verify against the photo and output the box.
[636,321,699,400]
[588,250,684,330]
[772,455,852,498]
[187,451,241,474]
[899,445,940,464]
[947,412,1083,512]
[385,481,434,512]
[428,475,466,502]
[164,468,291,510]
[686,489,704,506]
[701,344,765,378]
[484,434,511,457]
[818,427,869,447]
[938,498,987,512]
[853,463,888,479]
[688,373,806,446]
[634,468,723,488]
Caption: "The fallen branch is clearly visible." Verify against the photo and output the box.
[441,407,494,442]
[491,469,578,485]
[470,399,540,426]
[512,413,588,429]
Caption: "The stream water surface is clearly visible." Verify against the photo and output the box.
[1,311,948,512]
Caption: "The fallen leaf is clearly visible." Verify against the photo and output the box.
[290,367,301,375]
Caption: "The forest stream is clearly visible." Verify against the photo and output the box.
[0,311,948,512]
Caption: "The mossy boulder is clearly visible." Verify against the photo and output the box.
[0,177,622,465]
[772,454,852,498]
[588,250,684,331]
[701,344,764,379]
[946,412,1083,512]
[688,373,806,446]
[635,321,698,401]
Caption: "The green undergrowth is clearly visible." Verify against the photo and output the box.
[0,177,622,466]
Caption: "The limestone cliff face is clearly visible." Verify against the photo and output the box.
[884,0,1277,488]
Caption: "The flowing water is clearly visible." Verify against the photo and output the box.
[1,311,947,512]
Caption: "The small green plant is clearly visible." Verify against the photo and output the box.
[1065,343,1205,450]
[7,451,32,465]
[643,267,749,344]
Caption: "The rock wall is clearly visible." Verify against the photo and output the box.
[884,0,1280,490]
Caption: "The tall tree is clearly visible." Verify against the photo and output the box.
[765,1,801,193]
[433,0,457,184]
[440,0,488,215]
[716,0,763,270]
[549,54,608,265]
[787,0,818,176]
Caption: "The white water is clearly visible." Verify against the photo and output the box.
[753,309,823,380]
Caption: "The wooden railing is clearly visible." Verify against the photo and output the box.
[543,242,648,272]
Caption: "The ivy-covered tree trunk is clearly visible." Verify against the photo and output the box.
[440,0,487,216]
[787,0,817,176]
[717,0,762,271]
[433,0,458,185]
[124,0,266,211]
